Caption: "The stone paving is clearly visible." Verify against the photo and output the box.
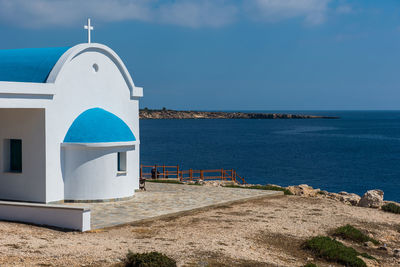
[65,182,283,229]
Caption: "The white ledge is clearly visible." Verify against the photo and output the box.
[132,86,143,98]
[0,200,90,211]
[0,82,55,97]
[61,141,138,148]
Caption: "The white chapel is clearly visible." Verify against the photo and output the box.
[0,22,143,204]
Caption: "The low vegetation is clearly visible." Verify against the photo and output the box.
[303,264,318,267]
[146,179,183,184]
[332,224,379,245]
[303,236,375,267]
[382,203,400,214]
[186,183,202,186]
[224,184,293,195]
[124,251,176,267]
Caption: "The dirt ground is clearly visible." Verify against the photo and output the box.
[0,195,399,267]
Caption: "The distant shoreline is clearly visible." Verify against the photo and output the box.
[139,109,339,119]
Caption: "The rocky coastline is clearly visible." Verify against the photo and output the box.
[185,179,398,209]
[285,184,393,208]
[140,109,339,120]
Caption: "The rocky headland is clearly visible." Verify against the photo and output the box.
[140,109,339,120]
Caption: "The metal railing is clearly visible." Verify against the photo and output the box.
[140,164,247,185]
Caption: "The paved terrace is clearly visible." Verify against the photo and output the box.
[65,182,283,229]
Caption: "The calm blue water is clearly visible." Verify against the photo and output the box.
[140,111,400,202]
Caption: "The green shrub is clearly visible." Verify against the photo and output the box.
[124,251,176,267]
[332,225,379,245]
[359,252,376,260]
[303,263,318,267]
[146,179,183,184]
[223,184,293,195]
[303,236,372,267]
[382,203,400,214]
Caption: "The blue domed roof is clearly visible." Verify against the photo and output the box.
[64,108,136,143]
[0,46,70,83]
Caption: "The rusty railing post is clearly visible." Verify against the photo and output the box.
[163,164,166,178]
[189,169,193,181]
[200,170,203,180]
[177,165,180,181]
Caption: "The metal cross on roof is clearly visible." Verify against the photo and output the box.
[84,18,94,43]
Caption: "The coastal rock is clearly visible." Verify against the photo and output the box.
[323,192,360,206]
[318,190,329,196]
[287,184,320,197]
[326,192,341,201]
[358,190,384,208]
[338,192,361,206]
[187,180,204,185]
[203,181,222,187]
[202,180,236,187]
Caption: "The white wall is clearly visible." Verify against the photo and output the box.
[0,109,46,202]
[63,145,137,201]
[0,201,90,231]
[46,46,141,202]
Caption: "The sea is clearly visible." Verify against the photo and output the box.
[140,111,400,202]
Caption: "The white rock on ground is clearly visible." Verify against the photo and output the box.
[286,184,320,197]
[358,189,384,208]
[286,186,363,206]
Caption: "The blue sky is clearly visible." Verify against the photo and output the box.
[0,0,400,110]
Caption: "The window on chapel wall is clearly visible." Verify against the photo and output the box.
[4,139,22,173]
[117,152,127,172]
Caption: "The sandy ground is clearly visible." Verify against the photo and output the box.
[0,195,399,267]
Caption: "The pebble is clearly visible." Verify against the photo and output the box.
[364,241,375,247]
[367,233,374,238]
[378,245,388,251]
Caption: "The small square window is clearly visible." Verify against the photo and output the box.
[117,152,127,172]
[4,139,22,173]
